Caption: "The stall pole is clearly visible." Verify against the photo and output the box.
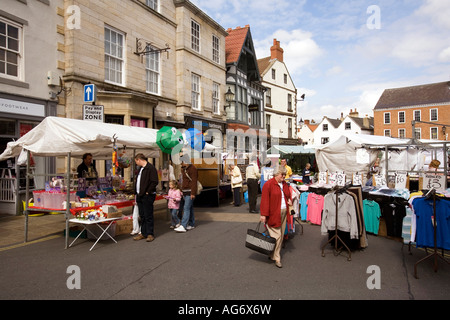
[24,150,30,242]
[65,152,71,249]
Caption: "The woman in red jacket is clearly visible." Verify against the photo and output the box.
[260,167,292,268]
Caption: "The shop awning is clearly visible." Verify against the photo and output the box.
[268,145,315,155]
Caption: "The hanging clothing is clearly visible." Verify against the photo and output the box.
[321,192,359,239]
[299,192,310,221]
[412,197,450,250]
[306,193,324,225]
[363,199,381,234]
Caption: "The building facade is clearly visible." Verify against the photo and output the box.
[258,39,298,146]
[225,25,265,155]
[374,81,450,140]
[0,0,63,214]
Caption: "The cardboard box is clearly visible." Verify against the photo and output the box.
[87,223,116,240]
[106,210,122,219]
[115,218,133,235]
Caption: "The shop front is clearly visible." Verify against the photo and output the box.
[0,92,57,215]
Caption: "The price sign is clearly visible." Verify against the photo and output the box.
[395,172,408,189]
[353,173,362,186]
[335,172,346,187]
[319,172,327,184]
[423,174,445,192]
[328,172,336,186]
[374,174,386,187]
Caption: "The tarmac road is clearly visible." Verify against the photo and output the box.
[0,198,449,306]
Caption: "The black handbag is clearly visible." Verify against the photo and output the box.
[245,222,276,255]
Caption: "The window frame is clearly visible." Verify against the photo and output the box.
[212,82,220,114]
[0,17,23,81]
[191,73,201,111]
[104,25,125,86]
[191,19,200,53]
[145,45,160,95]
[384,112,391,124]
[398,111,405,124]
[430,108,438,122]
[212,35,220,63]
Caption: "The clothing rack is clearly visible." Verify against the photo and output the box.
[321,183,352,261]
[413,188,450,279]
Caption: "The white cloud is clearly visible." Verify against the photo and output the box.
[439,47,450,62]
[326,66,343,76]
[254,29,323,76]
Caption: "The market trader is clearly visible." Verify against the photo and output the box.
[134,153,159,242]
[77,153,98,178]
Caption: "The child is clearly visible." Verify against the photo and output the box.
[165,180,183,228]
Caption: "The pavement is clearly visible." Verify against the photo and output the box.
[0,195,449,304]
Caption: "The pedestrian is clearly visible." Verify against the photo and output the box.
[246,157,261,213]
[280,159,293,180]
[133,153,159,242]
[365,158,380,186]
[230,164,243,206]
[175,159,198,233]
[166,180,183,229]
[260,167,292,268]
[302,163,313,185]
[260,160,273,192]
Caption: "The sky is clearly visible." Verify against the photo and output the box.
[190,0,450,123]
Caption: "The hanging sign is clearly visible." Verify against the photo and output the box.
[373,174,386,187]
[422,174,445,192]
[395,172,408,189]
[352,173,363,186]
[318,172,327,184]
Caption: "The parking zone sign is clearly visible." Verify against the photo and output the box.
[83,104,104,122]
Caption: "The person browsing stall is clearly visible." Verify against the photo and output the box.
[133,153,159,242]
[246,158,261,213]
[230,164,243,206]
[175,158,198,233]
[260,167,292,268]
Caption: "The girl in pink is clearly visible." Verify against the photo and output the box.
[166,180,183,228]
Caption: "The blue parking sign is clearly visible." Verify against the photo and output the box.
[84,84,97,103]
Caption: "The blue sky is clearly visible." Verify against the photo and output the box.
[191,0,450,122]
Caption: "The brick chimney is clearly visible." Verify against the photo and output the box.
[270,39,284,62]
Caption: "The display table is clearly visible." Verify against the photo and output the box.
[68,217,121,251]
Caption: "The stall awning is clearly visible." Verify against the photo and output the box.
[268,145,315,155]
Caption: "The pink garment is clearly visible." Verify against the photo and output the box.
[306,193,324,225]
[167,188,183,209]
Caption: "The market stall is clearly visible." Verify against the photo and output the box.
[0,117,189,248]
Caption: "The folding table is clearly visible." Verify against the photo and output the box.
[68,217,121,251]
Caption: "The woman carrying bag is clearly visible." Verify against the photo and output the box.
[259,167,292,268]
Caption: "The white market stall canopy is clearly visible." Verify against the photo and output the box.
[268,145,315,155]
[0,116,215,162]
[314,133,408,174]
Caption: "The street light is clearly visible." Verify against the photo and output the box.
[224,87,235,115]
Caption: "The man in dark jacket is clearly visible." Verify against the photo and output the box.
[134,153,159,242]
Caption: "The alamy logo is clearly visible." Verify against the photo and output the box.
[367,5,381,30]
[67,5,81,30]
[66,265,81,290]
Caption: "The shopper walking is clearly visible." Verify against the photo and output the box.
[166,180,183,229]
[246,158,260,213]
[175,160,198,233]
[260,167,292,268]
[133,153,159,242]
[302,163,313,185]
[230,164,243,206]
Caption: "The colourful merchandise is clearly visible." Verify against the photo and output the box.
[299,192,310,221]
[306,193,324,225]
[412,197,450,250]
[363,199,381,234]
